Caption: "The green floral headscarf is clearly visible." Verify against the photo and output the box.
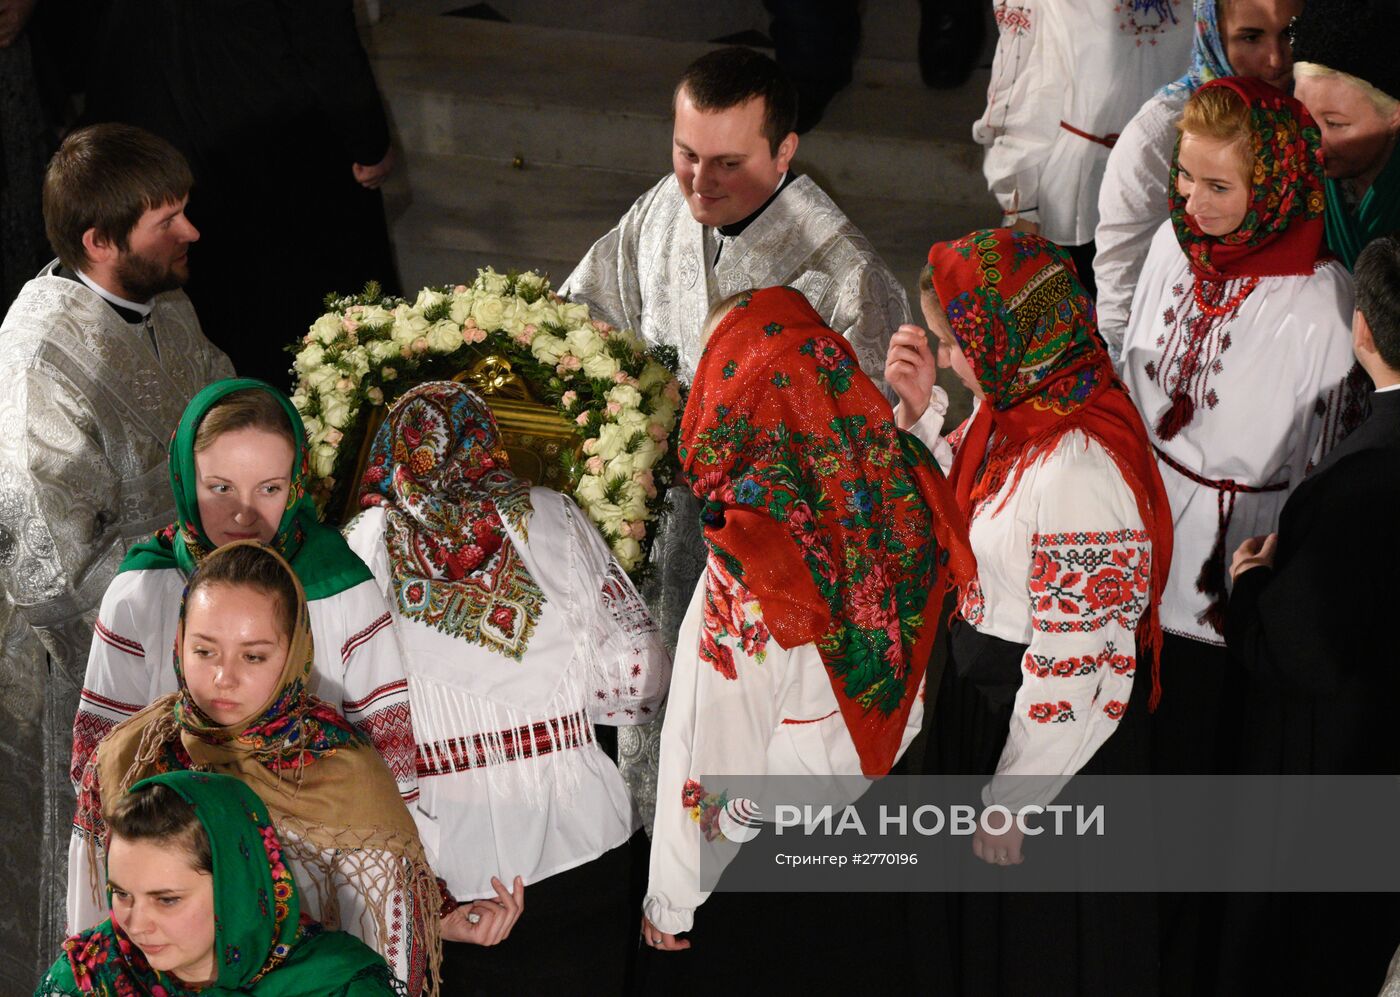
[119,378,371,600]
[37,771,401,996]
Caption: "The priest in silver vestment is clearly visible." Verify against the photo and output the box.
[561,47,911,831]
[0,124,233,988]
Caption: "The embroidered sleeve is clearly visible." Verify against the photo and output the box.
[973,0,1056,223]
[337,584,419,804]
[72,583,155,790]
[562,497,672,724]
[987,444,1150,813]
[643,553,788,935]
[901,385,955,475]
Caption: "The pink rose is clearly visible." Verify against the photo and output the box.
[606,401,622,416]
[663,380,682,403]
[628,520,647,540]
[463,326,486,345]
[648,423,669,441]
[612,370,629,384]
[560,355,582,372]
[335,377,354,393]
[561,390,578,407]
[324,428,344,446]
[586,456,605,474]
[576,412,591,427]
[341,317,360,334]
[454,284,468,294]
[411,336,429,354]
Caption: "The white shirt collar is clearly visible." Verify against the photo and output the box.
[74,269,153,318]
[1374,383,1400,394]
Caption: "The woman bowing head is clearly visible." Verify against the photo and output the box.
[39,771,403,996]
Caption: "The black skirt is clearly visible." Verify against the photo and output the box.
[916,618,1159,997]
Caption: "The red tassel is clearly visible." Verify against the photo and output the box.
[1156,392,1195,441]
[1193,523,1229,636]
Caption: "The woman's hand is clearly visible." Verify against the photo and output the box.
[885,324,938,429]
[641,915,691,952]
[1230,533,1278,582]
[972,812,1026,866]
[441,876,525,946]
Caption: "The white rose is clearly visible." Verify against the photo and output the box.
[294,343,325,373]
[618,480,648,520]
[612,536,642,571]
[342,346,371,378]
[649,398,678,429]
[290,390,309,412]
[427,318,462,354]
[449,295,474,325]
[390,305,430,347]
[303,366,338,394]
[574,473,607,508]
[592,424,630,461]
[581,352,620,381]
[310,312,343,345]
[496,297,527,334]
[367,338,400,364]
[301,415,323,440]
[470,296,507,332]
[604,452,636,481]
[475,269,509,295]
[310,441,338,478]
[614,409,648,436]
[517,271,546,295]
[631,439,661,470]
[565,325,605,360]
[606,384,643,411]
[615,327,646,353]
[559,301,591,326]
[320,393,354,429]
[524,297,558,327]
[414,288,447,312]
[530,333,569,366]
[359,304,394,330]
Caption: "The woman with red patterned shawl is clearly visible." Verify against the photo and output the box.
[1120,77,1358,779]
[638,285,972,991]
[891,227,1172,996]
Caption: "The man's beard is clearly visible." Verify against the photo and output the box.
[114,248,186,302]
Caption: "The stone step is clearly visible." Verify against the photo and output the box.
[382,151,996,304]
[367,10,993,208]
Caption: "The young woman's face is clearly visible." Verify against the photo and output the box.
[108,835,216,985]
[1220,0,1302,91]
[1176,131,1252,236]
[920,292,986,400]
[182,583,290,728]
[194,427,295,547]
[1294,72,1400,183]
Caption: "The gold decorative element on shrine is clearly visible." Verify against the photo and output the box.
[339,353,583,524]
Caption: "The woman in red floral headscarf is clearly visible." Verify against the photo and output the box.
[888,227,1171,996]
[1119,76,1360,779]
[638,285,972,992]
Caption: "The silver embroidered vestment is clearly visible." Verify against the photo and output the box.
[560,173,909,393]
[561,175,910,832]
[0,263,233,985]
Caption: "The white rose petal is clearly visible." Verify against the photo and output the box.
[581,352,620,381]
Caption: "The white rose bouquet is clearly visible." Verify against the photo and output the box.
[288,270,682,575]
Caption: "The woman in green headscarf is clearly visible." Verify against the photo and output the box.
[73,378,416,810]
[38,770,402,996]
[1292,0,1400,269]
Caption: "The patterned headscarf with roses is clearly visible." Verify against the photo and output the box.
[681,286,974,777]
[1170,76,1328,281]
[361,380,545,659]
[928,230,1174,707]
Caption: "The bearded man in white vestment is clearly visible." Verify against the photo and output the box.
[561,46,910,831]
[0,123,232,987]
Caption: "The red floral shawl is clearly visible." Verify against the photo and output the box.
[929,230,1174,707]
[680,286,974,776]
[1170,76,1328,281]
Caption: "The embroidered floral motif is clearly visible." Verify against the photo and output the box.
[1116,0,1181,42]
[681,778,729,842]
[1028,530,1151,633]
[959,577,986,627]
[1028,700,1077,723]
[699,553,771,680]
[1023,640,1135,679]
[994,3,1032,35]
[1103,700,1128,720]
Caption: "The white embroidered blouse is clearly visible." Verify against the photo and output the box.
[1121,221,1359,645]
[345,489,670,902]
[644,556,924,935]
[975,0,1190,247]
[907,406,1151,813]
[73,571,417,801]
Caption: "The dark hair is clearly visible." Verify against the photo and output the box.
[42,123,194,272]
[187,543,299,640]
[674,47,798,155]
[1355,235,1400,371]
[195,388,297,455]
[108,782,213,875]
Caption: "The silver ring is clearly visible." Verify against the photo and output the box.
[466,911,482,925]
